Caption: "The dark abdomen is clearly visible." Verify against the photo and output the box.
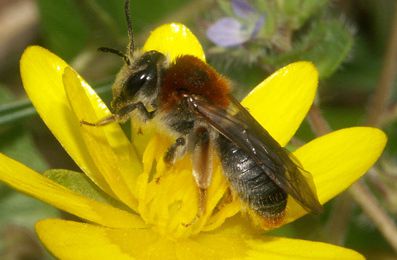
[217,135,287,219]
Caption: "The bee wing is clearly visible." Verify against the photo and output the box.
[187,95,323,214]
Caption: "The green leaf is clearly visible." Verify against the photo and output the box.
[0,84,112,127]
[0,87,56,256]
[36,0,190,60]
[43,169,128,210]
[0,185,59,228]
[0,127,49,172]
[37,0,89,60]
[0,86,48,172]
[268,19,353,78]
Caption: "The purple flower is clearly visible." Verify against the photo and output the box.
[231,0,255,17]
[206,0,265,47]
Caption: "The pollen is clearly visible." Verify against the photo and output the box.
[134,131,237,239]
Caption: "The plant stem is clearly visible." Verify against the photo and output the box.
[380,102,397,126]
[366,2,397,126]
[350,182,397,252]
[307,101,331,136]
[324,192,354,245]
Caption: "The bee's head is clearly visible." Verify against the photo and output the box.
[110,50,167,113]
[97,0,167,116]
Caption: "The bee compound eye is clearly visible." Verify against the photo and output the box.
[123,69,155,98]
[121,51,165,99]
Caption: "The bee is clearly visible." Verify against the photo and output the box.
[82,0,323,227]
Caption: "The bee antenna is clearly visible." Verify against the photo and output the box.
[98,47,131,65]
[124,0,135,56]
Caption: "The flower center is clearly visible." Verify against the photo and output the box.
[133,132,240,239]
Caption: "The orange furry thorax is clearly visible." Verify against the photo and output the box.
[159,55,230,111]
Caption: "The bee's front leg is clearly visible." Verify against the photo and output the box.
[81,101,155,126]
[80,114,118,127]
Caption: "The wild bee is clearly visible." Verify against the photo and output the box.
[82,0,323,227]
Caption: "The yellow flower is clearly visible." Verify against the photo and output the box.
[0,23,386,259]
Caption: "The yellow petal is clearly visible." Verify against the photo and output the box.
[36,219,138,260]
[36,219,363,260]
[36,219,178,260]
[0,153,144,228]
[143,23,206,62]
[63,67,140,210]
[135,135,231,238]
[245,234,364,259]
[241,62,318,146]
[20,46,112,196]
[286,127,387,222]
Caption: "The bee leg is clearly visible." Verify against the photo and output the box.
[215,187,234,211]
[182,187,207,228]
[80,102,155,126]
[191,127,214,218]
[197,187,207,217]
[164,137,186,165]
[181,128,214,227]
[80,115,118,127]
[121,102,155,122]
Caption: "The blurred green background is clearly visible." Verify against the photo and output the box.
[0,0,396,259]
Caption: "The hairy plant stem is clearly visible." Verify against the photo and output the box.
[308,100,331,136]
[366,2,397,126]
[324,192,354,245]
[350,183,397,252]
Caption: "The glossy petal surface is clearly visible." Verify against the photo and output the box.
[63,68,140,209]
[36,219,363,260]
[143,23,205,62]
[0,154,144,228]
[20,46,110,195]
[242,61,318,146]
[285,127,387,222]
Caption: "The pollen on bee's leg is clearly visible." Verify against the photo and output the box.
[248,210,286,230]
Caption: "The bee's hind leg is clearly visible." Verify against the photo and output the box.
[189,127,215,223]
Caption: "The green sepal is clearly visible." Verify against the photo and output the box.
[43,169,129,211]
